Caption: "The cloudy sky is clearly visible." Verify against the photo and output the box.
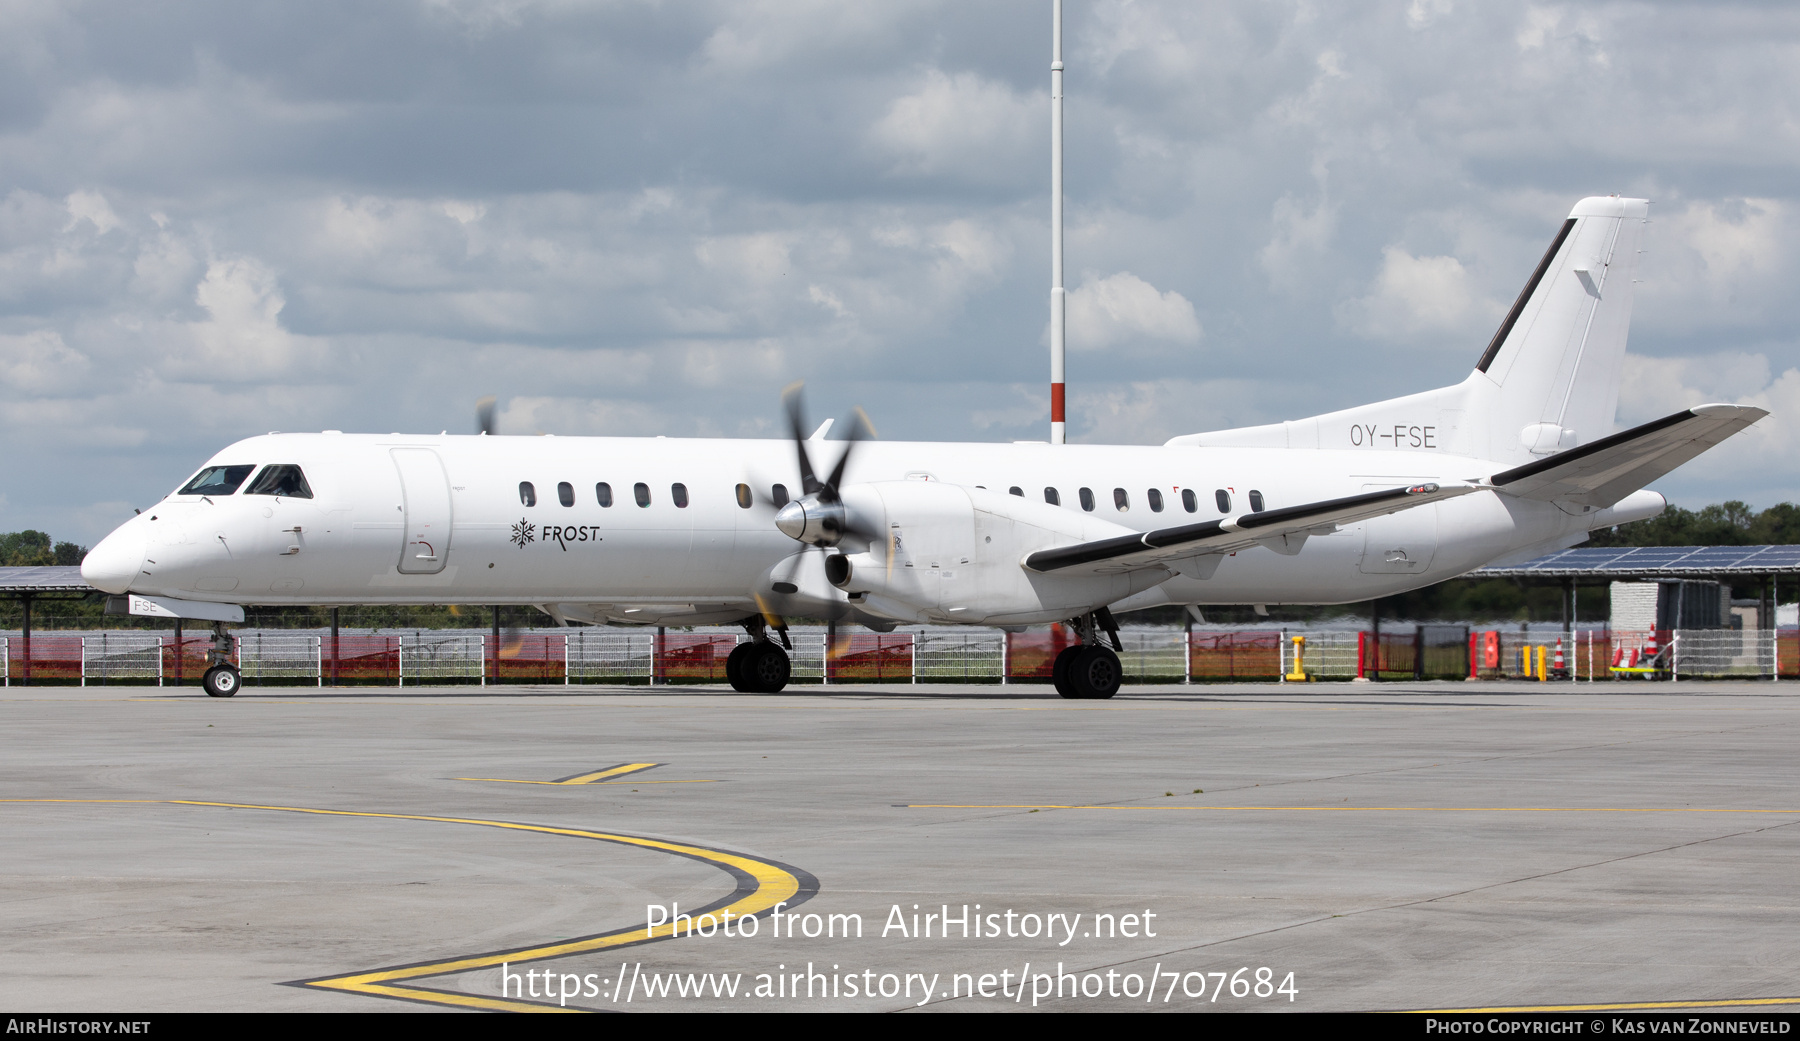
[4,1,1798,547]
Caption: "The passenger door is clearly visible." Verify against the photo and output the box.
[392,448,453,574]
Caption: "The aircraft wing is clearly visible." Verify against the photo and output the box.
[1022,482,1477,575]
[1488,404,1766,508]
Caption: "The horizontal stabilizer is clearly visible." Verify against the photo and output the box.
[1023,482,1477,575]
[1487,404,1765,507]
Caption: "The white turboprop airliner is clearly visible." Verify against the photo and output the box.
[81,197,1761,699]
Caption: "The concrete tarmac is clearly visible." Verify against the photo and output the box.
[2,680,1798,1013]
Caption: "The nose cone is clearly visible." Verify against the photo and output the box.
[81,526,146,594]
[775,500,808,541]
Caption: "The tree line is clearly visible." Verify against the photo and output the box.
[0,531,86,567]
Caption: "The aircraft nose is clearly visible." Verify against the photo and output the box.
[81,527,146,594]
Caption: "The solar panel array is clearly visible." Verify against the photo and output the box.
[1475,545,1800,577]
[0,565,93,592]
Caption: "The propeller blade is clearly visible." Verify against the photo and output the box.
[819,406,871,502]
[782,382,821,496]
[476,396,497,436]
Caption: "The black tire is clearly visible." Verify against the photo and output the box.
[746,643,791,693]
[1066,646,1121,700]
[1052,645,1084,699]
[725,642,757,692]
[202,665,240,698]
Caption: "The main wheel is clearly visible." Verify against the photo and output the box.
[725,642,757,692]
[1066,646,1121,700]
[1051,645,1084,699]
[202,665,240,698]
[745,643,791,693]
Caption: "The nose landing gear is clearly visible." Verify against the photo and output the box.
[200,622,240,698]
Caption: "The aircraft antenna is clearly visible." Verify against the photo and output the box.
[1049,0,1066,445]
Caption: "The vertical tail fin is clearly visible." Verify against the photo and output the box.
[1471,196,1648,461]
[1168,197,1650,466]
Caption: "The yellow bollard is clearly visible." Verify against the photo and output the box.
[1536,645,1546,682]
[1285,635,1309,682]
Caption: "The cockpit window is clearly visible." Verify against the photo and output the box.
[179,465,256,496]
[244,464,314,499]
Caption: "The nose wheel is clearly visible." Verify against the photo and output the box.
[200,621,240,697]
[202,664,241,698]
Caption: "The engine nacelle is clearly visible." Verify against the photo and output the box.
[827,481,1177,625]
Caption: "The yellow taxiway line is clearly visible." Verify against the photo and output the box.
[453,762,718,786]
[0,796,813,1013]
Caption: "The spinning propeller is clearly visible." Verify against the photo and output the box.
[773,382,876,549]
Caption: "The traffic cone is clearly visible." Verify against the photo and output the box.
[1553,638,1565,673]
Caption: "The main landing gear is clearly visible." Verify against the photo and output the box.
[200,621,241,698]
[726,617,791,693]
[1052,608,1124,700]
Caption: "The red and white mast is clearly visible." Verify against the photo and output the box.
[1049,0,1067,445]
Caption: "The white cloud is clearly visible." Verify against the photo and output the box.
[1613,350,1800,505]
[63,190,120,235]
[1634,198,1798,336]
[1064,271,1201,351]
[181,257,309,380]
[1337,246,1497,340]
[0,329,90,393]
[868,69,1040,183]
[1407,0,1456,31]
[1259,193,1336,291]
[1073,378,1272,445]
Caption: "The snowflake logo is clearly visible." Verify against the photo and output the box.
[510,518,536,548]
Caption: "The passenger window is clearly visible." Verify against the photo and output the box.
[244,464,313,499]
[1249,489,1265,512]
[179,465,256,496]
[634,482,651,508]
[1215,489,1231,513]
[1079,487,1095,512]
[1113,488,1130,512]
[557,481,575,507]
[672,483,689,508]
[596,482,613,508]
[1181,489,1198,513]
[772,484,790,507]
[736,483,753,509]
[520,482,537,507]
[1008,486,1024,497]
[1044,487,1060,506]
[1147,488,1164,512]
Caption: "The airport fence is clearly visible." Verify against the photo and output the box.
[0,626,1790,687]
